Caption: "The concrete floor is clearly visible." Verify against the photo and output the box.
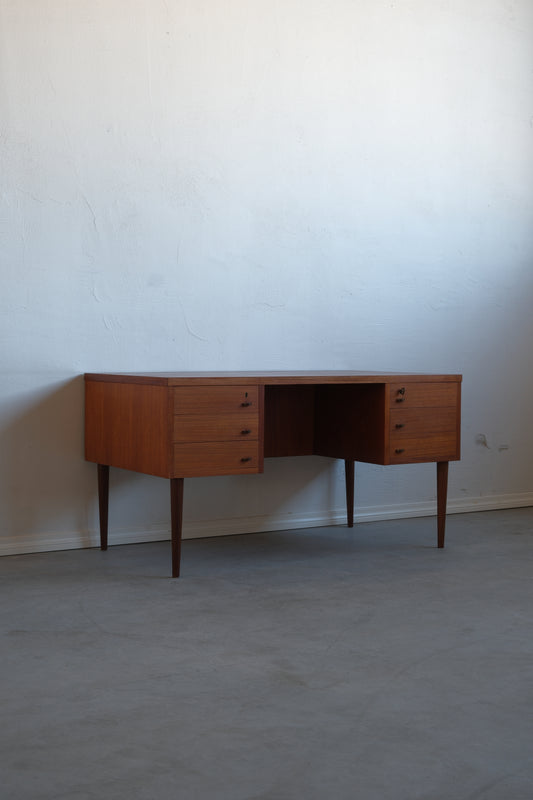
[1,508,533,800]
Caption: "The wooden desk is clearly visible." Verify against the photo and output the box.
[85,371,461,577]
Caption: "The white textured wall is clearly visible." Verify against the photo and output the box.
[1,0,532,554]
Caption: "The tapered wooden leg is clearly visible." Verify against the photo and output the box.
[170,478,184,578]
[345,459,355,528]
[437,461,449,548]
[97,464,109,550]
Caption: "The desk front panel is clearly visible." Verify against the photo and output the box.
[171,385,264,477]
[387,382,461,464]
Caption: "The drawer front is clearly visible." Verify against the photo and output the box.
[389,382,458,408]
[173,386,258,415]
[390,407,457,438]
[173,442,261,477]
[389,434,458,464]
[173,413,259,443]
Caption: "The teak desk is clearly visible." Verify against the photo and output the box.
[85,371,462,577]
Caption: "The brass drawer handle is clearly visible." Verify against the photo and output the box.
[395,448,405,454]
[395,423,405,429]
[241,401,252,407]
[241,429,251,435]
[396,387,406,403]
[241,457,252,463]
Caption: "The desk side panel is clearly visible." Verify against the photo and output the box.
[85,380,171,477]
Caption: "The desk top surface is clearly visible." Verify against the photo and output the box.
[85,371,462,387]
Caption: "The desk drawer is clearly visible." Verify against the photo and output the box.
[173,386,258,415]
[390,383,458,408]
[173,414,259,443]
[389,434,458,464]
[173,441,261,476]
[390,407,457,438]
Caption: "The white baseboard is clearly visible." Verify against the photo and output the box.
[1,493,532,557]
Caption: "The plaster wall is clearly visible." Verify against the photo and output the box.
[1,0,532,554]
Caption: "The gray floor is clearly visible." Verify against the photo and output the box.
[2,508,533,800]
